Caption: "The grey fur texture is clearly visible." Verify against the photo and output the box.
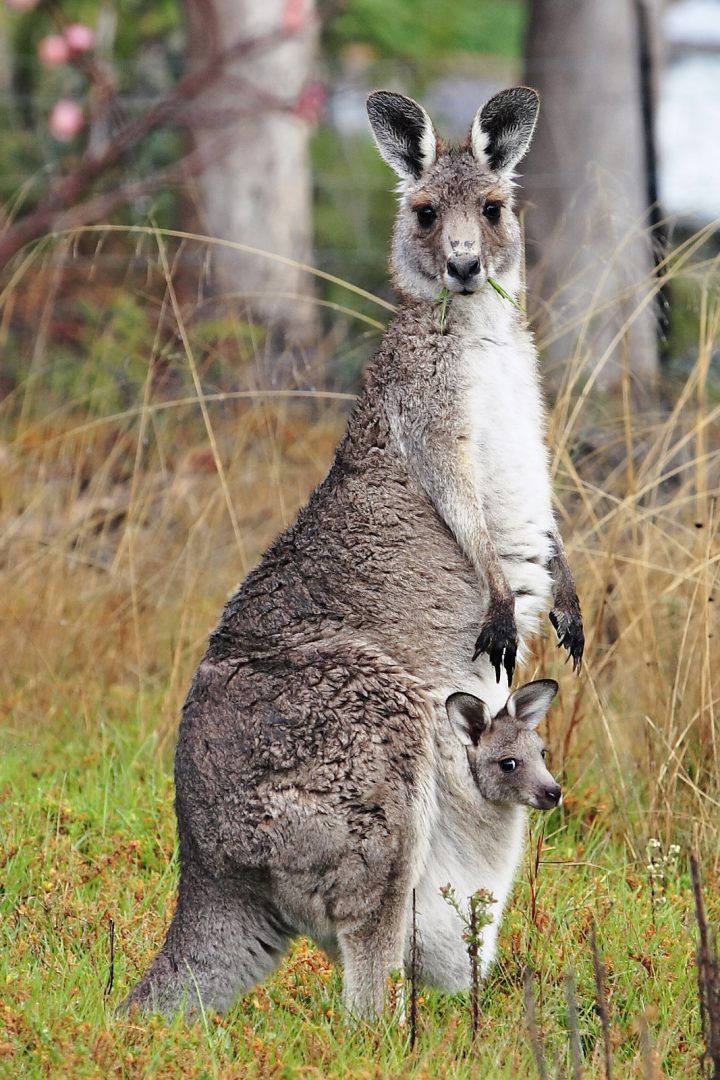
[123,88,582,1021]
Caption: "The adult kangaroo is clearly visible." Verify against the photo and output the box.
[124,87,583,1019]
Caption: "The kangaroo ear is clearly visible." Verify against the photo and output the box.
[446,692,492,747]
[470,86,539,176]
[505,680,558,729]
[367,90,437,183]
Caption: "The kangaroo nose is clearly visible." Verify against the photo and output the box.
[546,785,562,806]
[447,254,480,283]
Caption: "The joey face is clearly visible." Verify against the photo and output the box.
[446,681,562,811]
[367,88,539,302]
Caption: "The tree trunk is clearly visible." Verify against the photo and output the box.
[523,0,660,405]
[185,0,318,346]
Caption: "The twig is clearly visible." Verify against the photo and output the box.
[590,925,613,1080]
[104,917,115,999]
[469,900,479,1041]
[690,853,720,1080]
[439,884,493,1043]
[409,887,418,1052]
[564,971,584,1080]
[524,966,548,1080]
[0,27,293,268]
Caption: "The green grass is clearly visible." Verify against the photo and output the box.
[1,708,714,1078]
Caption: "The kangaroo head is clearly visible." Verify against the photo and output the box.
[366,87,539,303]
[446,680,561,810]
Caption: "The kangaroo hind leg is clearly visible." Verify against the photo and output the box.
[121,873,290,1018]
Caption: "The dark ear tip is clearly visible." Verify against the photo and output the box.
[445,691,487,715]
[445,691,468,714]
[366,89,407,112]
[515,678,558,700]
[537,678,559,697]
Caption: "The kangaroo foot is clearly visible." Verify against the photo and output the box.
[549,607,584,671]
[473,599,518,684]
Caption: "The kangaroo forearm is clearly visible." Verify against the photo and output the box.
[547,529,580,610]
[409,444,512,600]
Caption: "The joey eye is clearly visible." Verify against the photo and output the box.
[499,758,517,773]
[541,749,549,760]
[415,205,437,228]
[483,202,502,222]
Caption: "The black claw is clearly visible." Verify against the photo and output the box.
[473,611,518,685]
[504,642,517,685]
[550,608,584,673]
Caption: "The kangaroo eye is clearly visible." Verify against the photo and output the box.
[541,749,548,760]
[483,201,502,222]
[499,758,517,773]
[415,205,437,228]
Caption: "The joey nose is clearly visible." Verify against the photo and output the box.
[546,785,562,807]
[447,254,480,283]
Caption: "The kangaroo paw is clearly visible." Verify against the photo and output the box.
[473,602,518,684]
[549,608,584,672]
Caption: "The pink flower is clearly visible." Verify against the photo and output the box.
[38,34,71,67]
[65,23,96,55]
[6,0,40,10]
[282,0,309,33]
[293,82,326,124]
[49,99,85,141]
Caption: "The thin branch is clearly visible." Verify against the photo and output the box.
[104,917,115,999]
[524,966,549,1080]
[564,971,584,1080]
[409,887,418,1052]
[691,853,720,1080]
[590,925,613,1080]
[0,27,296,268]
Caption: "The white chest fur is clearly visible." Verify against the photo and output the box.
[461,304,555,636]
[411,785,527,990]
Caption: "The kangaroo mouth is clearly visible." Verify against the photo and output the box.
[444,277,483,296]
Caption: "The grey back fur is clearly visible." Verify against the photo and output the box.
[123,88,582,1021]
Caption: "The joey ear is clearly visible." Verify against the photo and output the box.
[505,680,558,729]
[366,90,437,183]
[446,692,492,747]
[470,86,539,176]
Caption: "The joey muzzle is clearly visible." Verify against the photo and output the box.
[534,783,562,810]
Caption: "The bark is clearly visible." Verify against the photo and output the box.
[185,0,318,346]
[523,0,661,405]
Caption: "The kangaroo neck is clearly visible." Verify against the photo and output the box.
[393,285,521,343]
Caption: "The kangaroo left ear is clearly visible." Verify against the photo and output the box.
[446,692,492,747]
[470,86,539,176]
[506,679,558,729]
[367,90,437,183]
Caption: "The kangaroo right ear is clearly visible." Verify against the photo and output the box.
[446,692,492,747]
[470,86,539,176]
[366,91,437,183]
[506,680,558,729]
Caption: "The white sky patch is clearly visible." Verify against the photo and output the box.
[658,52,720,222]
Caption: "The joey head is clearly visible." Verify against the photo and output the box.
[446,679,561,810]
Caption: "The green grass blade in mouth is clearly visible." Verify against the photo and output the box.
[487,276,523,310]
[438,286,452,331]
